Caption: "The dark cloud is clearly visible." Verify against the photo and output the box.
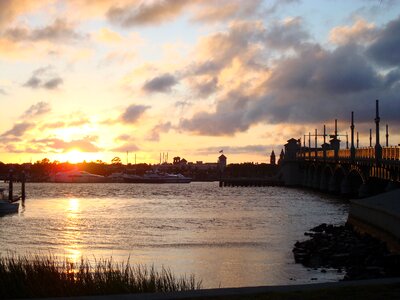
[120,104,150,123]
[43,77,63,89]
[263,0,300,16]
[107,0,187,27]
[196,145,266,155]
[68,118,90,127]
[265,17,310,50]
[23,66,63,90]
[34,137,100,152]
[22,101,51,118]
[190,60,221,76]
[142,73,178,93]
[3,144,42,154]
[4,19,83,42]
[23,76,41,89]
[180,18,400,136]
[180,92,253,136]
[1,122,34,137]
[0,1,40,29]
[148,122,172,141]
[383,68,400,88]
[367,16,400,66]
[268,44,378,94]
[107,1,267,27]
[192,0,263,23]
[111,143,140,152]
[114,134,132,142]
[0,88,8,95]
[39,117,90,130]
[40,121,65,130]
[182,20,267,84]
[192,77,218,98]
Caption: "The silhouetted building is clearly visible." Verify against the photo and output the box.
[218,154,227,171]
[270,150,276,165]
[278,149,285,165]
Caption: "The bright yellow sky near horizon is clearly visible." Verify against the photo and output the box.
[1,1,400,164]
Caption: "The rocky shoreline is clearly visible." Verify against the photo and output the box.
[293,223,400,280]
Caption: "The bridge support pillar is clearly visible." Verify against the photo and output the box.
[319,173,328,191]
[340,177,351,195]
[385,181,399,192]
[312,170,320,189]
[328,176,339,193]
[307,172,314,187]
[281,162,302,186]
[302,170,308,187]
[358,183,370,198]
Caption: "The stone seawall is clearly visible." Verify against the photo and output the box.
[348,189,400,253]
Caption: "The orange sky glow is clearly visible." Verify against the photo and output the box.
[1,1,400,164]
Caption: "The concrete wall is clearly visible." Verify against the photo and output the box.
[348,189,400,251]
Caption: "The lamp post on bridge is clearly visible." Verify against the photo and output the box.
[369,129,372,147]
[350,111,356,161]
[386,124,389,147]
[329,119,340,162]
[304,128,328,161]
[375,99,382,164]
[357,132,359,149]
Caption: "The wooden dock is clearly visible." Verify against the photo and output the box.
[219,178,284,187]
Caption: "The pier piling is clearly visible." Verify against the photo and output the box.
[21,171,26,201]
[8,170,13,201]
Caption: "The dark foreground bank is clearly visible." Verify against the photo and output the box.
[0,255,201,299]
[44,278,400,300]
[293,223,400,280]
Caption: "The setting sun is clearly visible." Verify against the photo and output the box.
[63,150,89,164]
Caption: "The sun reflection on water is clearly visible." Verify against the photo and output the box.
[64,198,82,262]
[68,198,79,213]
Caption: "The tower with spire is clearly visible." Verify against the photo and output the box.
[270,150,276,165]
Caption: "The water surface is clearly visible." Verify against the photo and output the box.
[0,182,348,288]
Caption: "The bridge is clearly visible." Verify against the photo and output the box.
[279,100,400,198]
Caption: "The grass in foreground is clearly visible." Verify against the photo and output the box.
[0,255,202,299]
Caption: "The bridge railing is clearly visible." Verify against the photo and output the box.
[339,149,350,158]
[297,146,400,162]
[382,146,400,160]
[326,150,335,158]
[355,147,375,159]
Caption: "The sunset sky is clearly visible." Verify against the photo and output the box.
[1,0,400,164]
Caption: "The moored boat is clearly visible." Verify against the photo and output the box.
[0,188,19,215]
[51,170,106,183]
[123,171,191,183]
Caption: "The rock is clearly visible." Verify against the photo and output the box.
[293,223,396,281]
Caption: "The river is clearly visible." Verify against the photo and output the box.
[0,182,348,288]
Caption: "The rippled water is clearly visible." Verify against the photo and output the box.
[0,182,348,288]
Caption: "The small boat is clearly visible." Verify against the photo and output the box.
[0,188,19,215]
